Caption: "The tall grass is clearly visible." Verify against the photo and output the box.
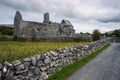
[0,41,87,63]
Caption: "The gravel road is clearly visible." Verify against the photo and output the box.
[67,43,120,80]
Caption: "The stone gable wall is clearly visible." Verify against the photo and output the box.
[14,11,75,38]
[0,38,112,80]
[16,20,75,38]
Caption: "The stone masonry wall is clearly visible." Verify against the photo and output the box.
[0,38,112,80]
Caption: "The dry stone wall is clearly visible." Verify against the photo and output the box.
[0,38,112,80]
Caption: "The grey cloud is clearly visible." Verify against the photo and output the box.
[1,0,120,23]
[102,0,120,9]
[99,18,120,23]
[0,0,120,33]
[0,0,49,13]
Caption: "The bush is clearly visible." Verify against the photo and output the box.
[0,26,13,35]
[0,32,2,36]
[60,37,83,42]
[92,29,101,41]
[0,36,8,41]
[13,36,27,41]
[73,36,82,42]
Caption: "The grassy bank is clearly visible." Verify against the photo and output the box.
[47,44,110,80]
[0,41,87,63]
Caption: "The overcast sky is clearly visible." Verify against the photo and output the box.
[0,0,120,33]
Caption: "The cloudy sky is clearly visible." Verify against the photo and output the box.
[0,0,120,33]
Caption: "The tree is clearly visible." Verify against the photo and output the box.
[112,30,120,37]
[86,32,91,35]
[104,32,112,37]
[80,32,83,34]
[92,29,101,41]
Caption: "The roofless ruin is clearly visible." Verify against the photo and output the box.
[14,11,75,38]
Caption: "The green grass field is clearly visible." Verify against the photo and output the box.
[0,41,87,63]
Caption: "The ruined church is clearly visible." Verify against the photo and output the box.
[14,11,75,38]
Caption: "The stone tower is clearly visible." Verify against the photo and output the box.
[14,11,22,36]
[43,12,50,24]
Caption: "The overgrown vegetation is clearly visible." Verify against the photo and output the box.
[0,34,90,42]
[13,36,27,41]
[92,29,101,41]
[104,29,120,37]
[0,36,13,41]
[47,44,110,80]
[31,36,89,42]
[103,29,120,43]
[60,36,84,42]
[0,26,13,35]
[0,42,87,63]
[0,36,8,41]
[115,37,120,43]
[0,26,14,41]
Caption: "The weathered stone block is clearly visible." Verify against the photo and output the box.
[41,72,48,80]
[50,51,57,57]
[31,57,37,66]
[43,56,49,63]
[40,65,48,71]
[12,60,21,67]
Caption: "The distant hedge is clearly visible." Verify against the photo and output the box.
[0,26,13,35]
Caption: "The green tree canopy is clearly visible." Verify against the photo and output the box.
[112,30,120,37]
[92,29,101,41]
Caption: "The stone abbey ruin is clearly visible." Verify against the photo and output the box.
[14,11,75,38]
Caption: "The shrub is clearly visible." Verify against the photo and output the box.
[73,36,82,42]
[0,36,8,41]
[0,32,2,36]
[13,36,27,41]
[0,26,13,35]
[92,29,101,41]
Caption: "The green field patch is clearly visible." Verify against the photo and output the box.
[0,41,87,63]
